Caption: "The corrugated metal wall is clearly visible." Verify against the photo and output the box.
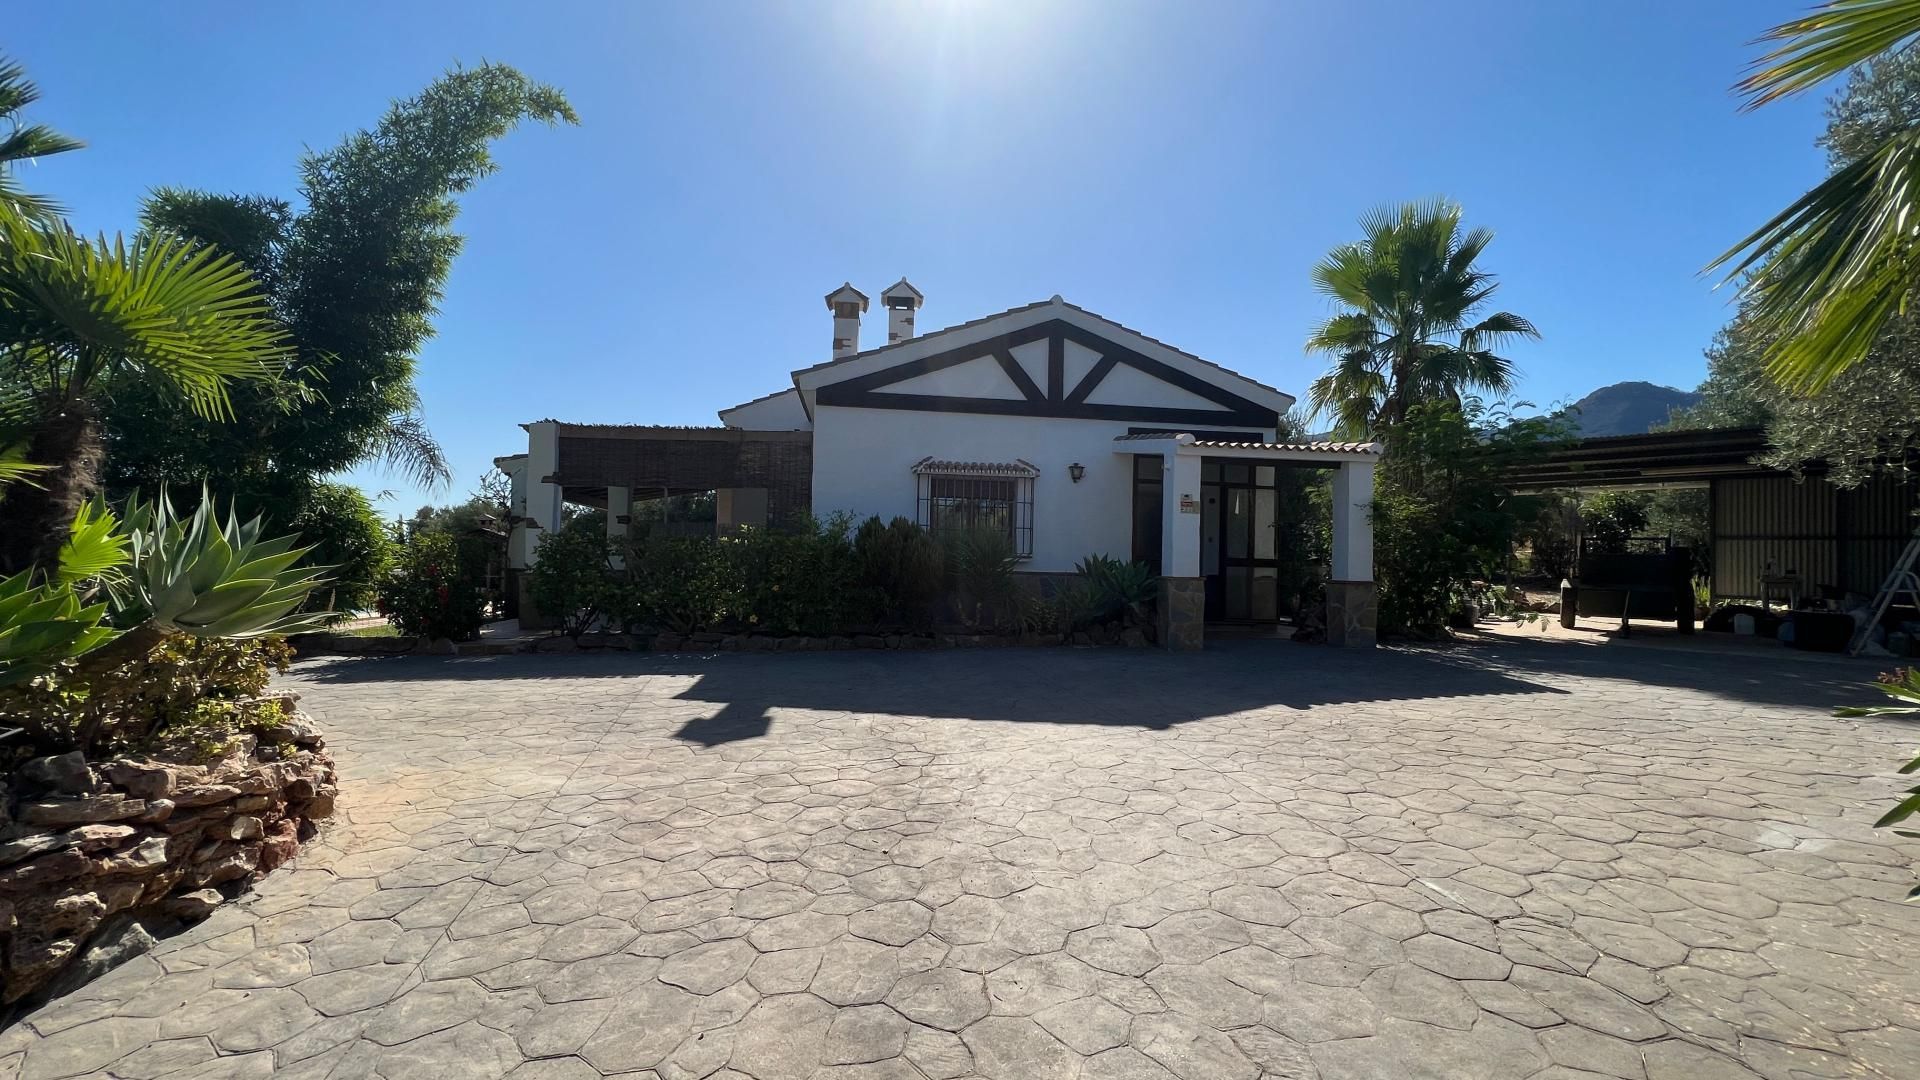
[1713,473,1917,600]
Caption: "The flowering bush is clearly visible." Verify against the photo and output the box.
[376,532,487,641]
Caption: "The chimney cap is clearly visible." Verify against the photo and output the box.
[880,278,924,308]
[825,283,870,312]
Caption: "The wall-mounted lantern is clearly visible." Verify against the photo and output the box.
[1067,462,1086,483]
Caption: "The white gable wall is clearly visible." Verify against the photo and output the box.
[873,357,1026,400]
[720,389,812,431]
[811,404,1275,574]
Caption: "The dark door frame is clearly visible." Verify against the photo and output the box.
[1204,459,1282,623]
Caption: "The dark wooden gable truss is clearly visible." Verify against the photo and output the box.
[813,319,1279,428]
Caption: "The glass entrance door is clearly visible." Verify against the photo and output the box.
[1203,461,1280,622]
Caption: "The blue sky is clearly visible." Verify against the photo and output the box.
[18,1,1826,513]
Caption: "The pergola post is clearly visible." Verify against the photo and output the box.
[524,421,562,568]
[606,486,630,569]
[1156,449,1205,651]
[1327,459,1377,647]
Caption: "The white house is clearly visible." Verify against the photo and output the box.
[501,282,1379,648]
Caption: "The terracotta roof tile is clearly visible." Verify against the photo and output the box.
[910,457,1040,477]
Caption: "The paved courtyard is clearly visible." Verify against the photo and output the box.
[4,639,1919,1080]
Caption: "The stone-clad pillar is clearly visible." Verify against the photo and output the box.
[1157,577,1205,651]
[1157,449,1205,651]
[1325,581,1377,647]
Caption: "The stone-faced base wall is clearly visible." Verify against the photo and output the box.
[1157,576,1205,651]
[1325,580,1378,647]
[0,700,336,1007]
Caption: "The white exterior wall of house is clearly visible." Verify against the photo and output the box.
[811,405,1274,573]
[719,389,812,431]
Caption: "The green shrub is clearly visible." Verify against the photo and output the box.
[0,633,293,755]
[613,534,732,635]
[283,481,393,617]
[1074,554,1157,625]
[722,515,861,636]
[528,519,614,638]
[853,516,944,628]
[1375,400,1566,637]
[1581,491,1651,555]
[1047,580,1102,633]
[377,532,487,641]
[943,527,1020,630]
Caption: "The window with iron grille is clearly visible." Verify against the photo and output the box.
[912,459,1036,558]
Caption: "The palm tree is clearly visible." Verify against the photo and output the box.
[1712,0,1920,392]
[0,212,291,575]
[1305,200,1539,437]
[0,59,82,221]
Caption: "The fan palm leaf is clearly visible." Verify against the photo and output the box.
[0,58,82,222]
[1714,0,1920,391]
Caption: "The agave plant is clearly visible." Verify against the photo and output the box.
[0,569,116,688]
[0,500,129,687]
[117,489,334,639]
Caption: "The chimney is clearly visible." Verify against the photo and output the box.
[881,278,924,344]
[825,283,869,360]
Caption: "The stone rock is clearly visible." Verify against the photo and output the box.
[133,798,175,824]
[7,933,79,991]
[259,817,301,872]
[41,912,157,999]
[163,887,223,919]
[303,793,337,820]
[66,824,136,851]
[21,752,95,795]
[417,636,460,655]
[231,795,272,813]
[0,832,72,867]
[99,836,170,875]
[0,847,89,888]
[535,636,576,653]
[173,784,241,808]
[19,794,145,827]
[102,761,177,799]
[226,816,265,841]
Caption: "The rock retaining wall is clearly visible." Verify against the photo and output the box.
[0,696,336,1008]
[292,624,1154,657]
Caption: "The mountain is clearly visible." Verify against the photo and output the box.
[1563,382,1701,437]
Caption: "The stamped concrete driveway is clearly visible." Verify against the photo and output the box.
[4,639,1919,1080]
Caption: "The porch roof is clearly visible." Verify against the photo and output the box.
[1112,432,1382,464]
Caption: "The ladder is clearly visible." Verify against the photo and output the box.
[1851,530,1920,655]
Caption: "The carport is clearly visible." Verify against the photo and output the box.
[1508,427,1917,605]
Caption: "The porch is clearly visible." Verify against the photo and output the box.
[1115,432,1382,649]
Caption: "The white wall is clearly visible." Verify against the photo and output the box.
[810,405,1275,574]
[719,389,812,430]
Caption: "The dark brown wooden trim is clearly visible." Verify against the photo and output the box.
[810,319,1280,428]
[993,348,1047,403]
[1065,354,1120,405]
[813,390,1276,427]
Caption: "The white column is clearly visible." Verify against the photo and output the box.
[502,457,531,570]
[1331,459,1375,582]
[525,421,561,567]
[1159,451,1203,577]
[606,485,629,569]
[606,486,630,540]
